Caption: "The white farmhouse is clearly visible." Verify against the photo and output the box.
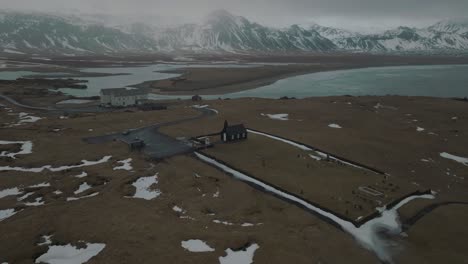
[100,88,148,107]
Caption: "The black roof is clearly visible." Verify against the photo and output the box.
[224,124,247,134]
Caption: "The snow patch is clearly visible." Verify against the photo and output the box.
[416,127,425,132]
[126,174,161,200]
[66,192,99,202]
[74,172,88,178]
[74,182,92,195]
[0,209,18,222]
[219,243,259,264]
[173,206,186,213]
[328,124,342,129]
[440,152,468,166]
[181,239,215,252]
[0,140,33,159]
[29,182,51,188]
[0,156,112,172]
[261,113,289,121]
[113,158,133,171]
[213,219,234,226]
[8,112,42,127]
[35,242,106,264]
[38,235,53,246]
[0,187,22,199]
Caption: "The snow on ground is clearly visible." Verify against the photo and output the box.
[18,192,33,201]
[181,240,215,252]
[213,188,220,198]
[126,174,161,200]
[173,206,186,214]
[328,124,342,129]
[29,182,51,188]
[66,192,99,202]
[240,222,262,227]
[74,182,92,195]
[113,158,133,171]
[38,235,53,246]
[0,156,112,172]
[309,154,322,161]
[25,197,44,206]
[0,140,33,159]
[0,209,18,222]
[213,219,234,226]
[74,172,88,178]
[247,130,311,151]
[0,187,22,199]
[195,152,434,263]
[8,112,42,127]
[35,242,106,264]
[440,152,468,166]
[53,190,63,195]
[219,244,259,264]
[261,113,289,121]
[416,127,425,132]
[192,105,219,114]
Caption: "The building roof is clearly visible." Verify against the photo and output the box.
[224,124,247,134]
[100,88,148,97]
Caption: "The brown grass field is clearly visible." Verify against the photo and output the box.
[0,94,467,263]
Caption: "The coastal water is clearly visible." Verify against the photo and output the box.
[0,64,467,98]
[217,64,468,99]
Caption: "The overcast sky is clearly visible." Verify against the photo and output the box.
[1,0,467,31]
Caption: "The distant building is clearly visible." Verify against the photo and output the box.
[221,120,248,142]
[121,138,145,151]
[100,88,148,107]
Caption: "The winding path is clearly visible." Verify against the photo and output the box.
[0,94,53,111]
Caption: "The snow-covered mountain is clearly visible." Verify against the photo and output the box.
[154,10,336,53]
[0,11,157,55]
[310,22,468,53]
[1,10,468,55]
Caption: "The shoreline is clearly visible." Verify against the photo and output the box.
[135,62,468,96]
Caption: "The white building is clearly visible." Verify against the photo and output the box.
[100,88,148,107]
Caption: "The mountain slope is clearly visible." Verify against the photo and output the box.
[310,23,468,53]
[0,12,157,55]
[0,10,468,55]
[155,10,336,52]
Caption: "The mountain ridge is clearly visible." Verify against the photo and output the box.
[1,10,467,55]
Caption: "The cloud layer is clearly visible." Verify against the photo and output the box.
[1,0,466,30]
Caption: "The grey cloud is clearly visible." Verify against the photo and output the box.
[0,0,467,29]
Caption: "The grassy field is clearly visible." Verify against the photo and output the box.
[0,96,467,263]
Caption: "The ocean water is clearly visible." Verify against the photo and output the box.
[1,64,467,98]
[216,64,468,99]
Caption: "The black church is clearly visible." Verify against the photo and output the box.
[220,120,248,142]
